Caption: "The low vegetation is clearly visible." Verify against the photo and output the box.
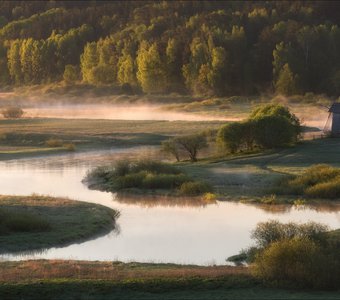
[0,209,50,234]
[0,195,120,253]
[45,138,76,151]
[0,260,339,299]
[278,164,340,199]
[228,220,340,290]
[1,106,24,119]
[85,159,213,197]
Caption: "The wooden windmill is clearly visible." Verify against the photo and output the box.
[324,103,340,136]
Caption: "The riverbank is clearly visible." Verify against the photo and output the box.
[0,260,339,300]
[0,195,119,253]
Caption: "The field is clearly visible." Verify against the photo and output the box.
[0,195,119,253]
[0,118,224,159]
[0,260,339,300]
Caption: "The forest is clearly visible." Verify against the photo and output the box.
[0,1,340,97]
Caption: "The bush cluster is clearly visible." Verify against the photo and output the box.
[86,159,213,196]
[231,220,340,289]
[280,164,340,199]
[217,104,301,153]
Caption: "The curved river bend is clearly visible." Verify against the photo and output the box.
[0,148,339,265]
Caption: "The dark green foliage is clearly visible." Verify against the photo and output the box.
[253,115,296,149]
[0,2,340,95]
[0,209,51,234]
[218,104,300,153]
[63,65,79,83]
[217,121,256,153]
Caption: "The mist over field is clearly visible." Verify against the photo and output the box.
[0,1,340,299]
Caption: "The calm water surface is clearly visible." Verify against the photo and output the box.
[0,148,339,265]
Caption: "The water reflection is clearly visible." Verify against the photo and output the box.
[114,193,217,208]
[0,149,339,265]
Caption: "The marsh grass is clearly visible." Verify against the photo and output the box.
[0,209,51,234]
[85,159,213,197]
[179,181,213,196]
[277,165,340,199]
[0,195,119,253]
[45,138,64,147]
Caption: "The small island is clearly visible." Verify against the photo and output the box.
[0,195,120,253]
[84,159,214,198]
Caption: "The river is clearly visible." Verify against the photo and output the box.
[0,148,339,265]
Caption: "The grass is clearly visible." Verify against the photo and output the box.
[85,159,213,196]
[179,137,340,203]
[0,261,339,299]
[0,209,51,234]
[0,118,224,158]
[0,195,119,253]
[275,165,340,199]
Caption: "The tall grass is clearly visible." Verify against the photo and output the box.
[86,159,213,196]
[278,164,340,199]
[0,209,51,234]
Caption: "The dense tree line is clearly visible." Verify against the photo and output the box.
[1,1,340,96]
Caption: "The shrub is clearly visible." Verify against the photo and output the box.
[64,143,76,151]
[45,138,63,147]
[179,181,213,196]
[305,178,340,198]
[282,165,340,199]
[251,220,328,248]
[86,159,213,196]
[142,173,190,189]
[130,159,181,175]
[2,106,24,119]
[203,192,217,201]
[288,165,340,188]
[115,172,146,189]
[252,238,328,288]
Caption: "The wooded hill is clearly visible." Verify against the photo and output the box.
[0,1,340,97]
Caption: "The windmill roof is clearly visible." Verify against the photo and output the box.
[329,103,340,113]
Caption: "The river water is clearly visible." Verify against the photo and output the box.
[0,148,339,265]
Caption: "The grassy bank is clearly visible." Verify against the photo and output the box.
[0,260,339,300]
[0,195,119,253]
[0,118,224,157]
[181,137,340,203]
[85,159,214,197]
